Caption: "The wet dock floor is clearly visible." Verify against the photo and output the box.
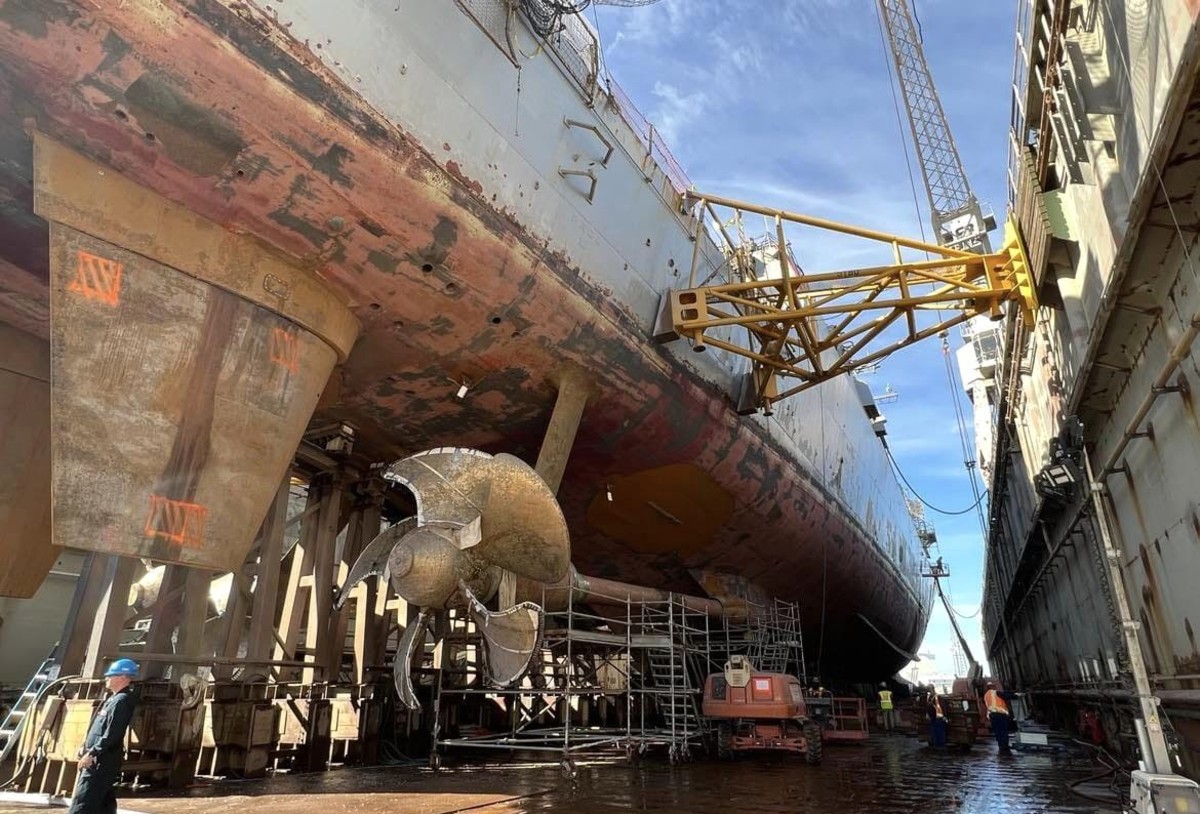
[1,734,1120,814]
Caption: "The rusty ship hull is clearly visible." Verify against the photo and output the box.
[0,0,931,678]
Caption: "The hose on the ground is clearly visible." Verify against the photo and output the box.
[1065,737,1130,808]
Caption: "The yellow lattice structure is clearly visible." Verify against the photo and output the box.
[661,192,1037,413]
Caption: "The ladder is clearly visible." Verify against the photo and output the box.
[0,650,59,763]
[643,599,706,759]
[749,599,805,677]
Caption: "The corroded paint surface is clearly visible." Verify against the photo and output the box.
[46,223,338,571]
[0,323,53,597]
[0,0,927,675]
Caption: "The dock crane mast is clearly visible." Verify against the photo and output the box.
[876,0,988,682]
[876,0,995,255]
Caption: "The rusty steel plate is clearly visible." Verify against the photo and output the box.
[46,223,342,571]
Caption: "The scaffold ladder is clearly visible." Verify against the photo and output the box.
[0,648,59,763]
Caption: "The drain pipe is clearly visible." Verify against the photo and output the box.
[1097,315,1200,478]
[1080,313,1200,775]
[1085,448,1174,774]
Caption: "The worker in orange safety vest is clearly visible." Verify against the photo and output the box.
[983,681,1013,755]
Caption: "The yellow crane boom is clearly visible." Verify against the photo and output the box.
[659,191,1037,414]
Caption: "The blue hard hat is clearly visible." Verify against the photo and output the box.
[103,658,139,678]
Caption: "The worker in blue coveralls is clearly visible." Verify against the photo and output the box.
[69,659,139,814]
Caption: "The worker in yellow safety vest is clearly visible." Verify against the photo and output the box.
[983,681,1013,755]
[878,683,895,733]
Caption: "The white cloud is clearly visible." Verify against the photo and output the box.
[649,81,711,144]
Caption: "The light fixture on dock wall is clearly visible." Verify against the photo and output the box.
[454,378,471,399]
[605,484,613,502]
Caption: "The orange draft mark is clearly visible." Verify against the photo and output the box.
[144,494,208,549]
[269,327,300,374]
[67,250,124,306]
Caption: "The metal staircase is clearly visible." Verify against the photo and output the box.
[642,597,708,759]
[0,649,59,763]
[749,599,805,677]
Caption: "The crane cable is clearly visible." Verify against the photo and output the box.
[942,333,991,539]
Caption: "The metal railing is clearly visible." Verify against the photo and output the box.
[452,1,692,197]
[607,80,693,195]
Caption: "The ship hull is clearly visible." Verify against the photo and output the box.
[0,0,930,678]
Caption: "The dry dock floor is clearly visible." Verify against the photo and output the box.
[2,734,1119,813]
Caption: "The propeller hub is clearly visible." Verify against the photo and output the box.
[387,526,499,609]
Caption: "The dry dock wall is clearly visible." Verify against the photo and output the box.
[985,0,1200,775]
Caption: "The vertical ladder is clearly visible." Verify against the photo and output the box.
[0,650,59,763]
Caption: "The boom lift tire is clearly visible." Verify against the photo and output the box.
[803,720,823,765]
[716,721,734,761]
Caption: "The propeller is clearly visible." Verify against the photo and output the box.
[336,448,569,708]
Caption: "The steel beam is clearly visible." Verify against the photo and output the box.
[248,476,290,663]
[81,556,137,678]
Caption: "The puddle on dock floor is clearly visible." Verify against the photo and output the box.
[1,734,1119,814]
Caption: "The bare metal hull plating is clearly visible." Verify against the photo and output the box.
[0,0,930,678]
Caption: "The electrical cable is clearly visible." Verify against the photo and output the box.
[1066,737,1132,808]
[941,333,990,538]
[885,443,988,516]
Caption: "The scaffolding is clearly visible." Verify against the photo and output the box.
[429,586,805,769]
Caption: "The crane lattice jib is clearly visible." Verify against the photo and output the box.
[663,192,1038,414]
[878,1,981,237]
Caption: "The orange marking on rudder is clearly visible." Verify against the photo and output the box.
[144,494,208,549]
[68,250,124,305]
[269,326,300,374]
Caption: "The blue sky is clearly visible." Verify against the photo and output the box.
[593,0,1017,682]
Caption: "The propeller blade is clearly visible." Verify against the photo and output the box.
[387,448,494,529]
[393,608,431,710]
[460,581,543,687]
[475,454,570,584]
[335,518,417,610]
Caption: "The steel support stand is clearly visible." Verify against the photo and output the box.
[81,556,137,678]
[56,553,111,675]
[248,475,289,665]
